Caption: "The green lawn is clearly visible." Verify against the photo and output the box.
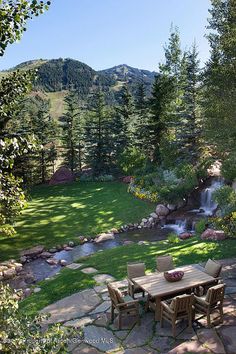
[20,237,236,316]
[0,181,154,261]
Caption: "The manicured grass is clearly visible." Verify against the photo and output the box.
[20,237,236,316]
[0,182,154,261]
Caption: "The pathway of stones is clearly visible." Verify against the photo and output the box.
[41,258,236,353]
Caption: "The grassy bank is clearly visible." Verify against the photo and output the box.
[0,181,154,261]
[20,237,236,315]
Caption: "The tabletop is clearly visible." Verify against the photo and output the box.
[132,265,215,298]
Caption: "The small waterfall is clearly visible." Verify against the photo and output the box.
[163,219,187,235]
[199,178,224,216]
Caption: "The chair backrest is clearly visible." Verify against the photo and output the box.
[107,283,124,305]
[156,255,174,272]
[170,294,194,315]
[205,259,222,278]
[205,283,225,305]
[127,262,145,280]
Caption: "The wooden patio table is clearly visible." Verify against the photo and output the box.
[132,265,215,321]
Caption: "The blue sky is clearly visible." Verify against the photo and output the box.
[0,0,211,71]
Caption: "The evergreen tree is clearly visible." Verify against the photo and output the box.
[61,92,85,172]
[204,0,236,157]
[134,82,150,153]
[85,90,113,175]
[175,44,203,163]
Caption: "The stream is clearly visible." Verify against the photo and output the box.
[23,177,224,282]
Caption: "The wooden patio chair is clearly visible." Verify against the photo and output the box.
[127,262,145,298]
[160,293,195,338]
[107,283,140,330]
[194,283,225,328]
[156,254,174,273]
[195,259,222,295]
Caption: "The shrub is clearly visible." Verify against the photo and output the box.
[0,284,69,353]
[195,219,207,235]
[212,212,236,237]
[221,155,236,182]
[167,232,180,244]
[118,147,147,175]
[213,186,236,216]
[95,174,114,182]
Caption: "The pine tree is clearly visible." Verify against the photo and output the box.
[175,44,203,163]
[61,92,85,172]
[134,82,150,153]
[31,100,58,183]
[85,90,113,175]
[204,0,236,157]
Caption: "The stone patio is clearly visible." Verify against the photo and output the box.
[41,258,236,353]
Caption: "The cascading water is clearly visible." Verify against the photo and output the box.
[163,219,187,235]
[199,178,224,216]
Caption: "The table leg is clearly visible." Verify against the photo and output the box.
[155,296,161,321]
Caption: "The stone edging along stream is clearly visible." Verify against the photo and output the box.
[0,202,179,284]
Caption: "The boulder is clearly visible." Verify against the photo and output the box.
[179,232,192,240]
[167,204,177,211]
[155,204,169,217]
[21,245,45,258]
[3,268,16,279]
[120,176,133,184]
[49,166,74,185]
[150,212,158,219]
[94,233,115,243]
[201,228,226,241]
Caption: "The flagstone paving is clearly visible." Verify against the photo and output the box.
[40,258,236,353]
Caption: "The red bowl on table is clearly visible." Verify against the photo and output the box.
[164,270,184,282]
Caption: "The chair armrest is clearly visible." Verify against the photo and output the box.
[161,301,174,314]
[127,278,134,286]
[195,296,209,307]
[117,299,139,308]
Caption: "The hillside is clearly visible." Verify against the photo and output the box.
[1,58,157,118]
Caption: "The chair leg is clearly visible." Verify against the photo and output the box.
[145,295,150,312]
[207,310,211,328]
[220,306,224,323]
[172,320,176,338]
[160,306,163,328]
[111,303,114,322]
[142,290,145,297]
[118,312,122,330]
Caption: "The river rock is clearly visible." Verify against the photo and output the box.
[49,248,57,253]
[150,212,158,219]
[123,240,134,245]
[59,259,67,266]
[24,288,32,297]
[155,204,169,217]
[179,232,192,240]
[94,233,115,243]
[20,256,27,264]
[201,229,226,241]
[40,251,52,259]
[3,268,16,279]
[110,228,119,234]
[21,245,45,258]
[14,263,23,272]
[142,218,148,223]
[46,258,58,265]
[0,265,8,272]
[68,241,75,247]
